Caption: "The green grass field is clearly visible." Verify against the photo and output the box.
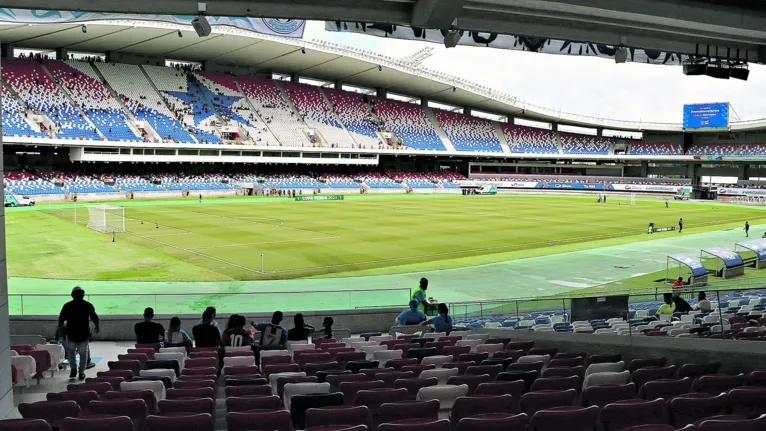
[7,193,766,315]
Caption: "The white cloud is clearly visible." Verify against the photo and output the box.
[305,21,766,124]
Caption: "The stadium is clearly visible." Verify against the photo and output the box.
[4,2,766,430]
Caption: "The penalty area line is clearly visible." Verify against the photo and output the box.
[190,236,338,250]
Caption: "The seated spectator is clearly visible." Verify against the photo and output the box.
[197,306,222,334]
[321,316,334,339]
[397,300,426,326]
[253,311,287,349]
[287,313,315,342]
[426,303,453,333]
[696,291,711,311]
[135,307,165,344]
[223,315,253,347]
[193,308,221,347]
[655,293,677,320]
[165,316,192,354]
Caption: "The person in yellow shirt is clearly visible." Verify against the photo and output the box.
[656,293,677,320]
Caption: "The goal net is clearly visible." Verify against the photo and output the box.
[86,204,126,233]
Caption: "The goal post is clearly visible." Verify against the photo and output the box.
[86,204,126,233]
[630,193,636,205]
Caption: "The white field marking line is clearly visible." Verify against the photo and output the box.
[141,232,194,238]
[124,230,267,275]
[176,208,341,239]
[266,217,757,274]
[190,236,338,250]
[45,206,194,235]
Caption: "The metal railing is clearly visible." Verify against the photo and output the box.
[8,288,412,316]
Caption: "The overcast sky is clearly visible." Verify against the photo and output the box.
[304,21,766,125]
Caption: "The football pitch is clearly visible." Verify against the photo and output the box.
[7,193,766,315]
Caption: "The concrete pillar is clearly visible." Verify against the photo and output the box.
[420,97,428,107]
[0,52,12,418]
[688,164,699,184]
[641,160,649,177]
[739,163,749,180]
[290,73,299,82]
[551,123,558,132]
[506,116,515,125]
[56,48,69,61]
[463,107,472,116]
[376,88,387,99]
[1,43,14,59]
[597,127,603,138]
[334,80,342,89]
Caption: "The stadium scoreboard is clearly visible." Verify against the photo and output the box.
[683,103,729,129]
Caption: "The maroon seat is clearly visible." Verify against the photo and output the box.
[386,359,418,371]
[327,348,356,361]
[438,336,461,345]
[548,358,584,368]
[135,343,162,352]
[25,351,52,377]
[295,349,325,363]
[340,381,387,406]
[85,377,124,390]
[11,344,33,353]
[494,350,525,362]
[184,357,217,369]
[166,387,216,400]
[505,341,534,352]
[118,353,149,369]
[582,383,636,407]
[508,362,544,374]
[223,366,260,376]
[262,363,301,377]
[108,360,142,376]
[60,416,134,431]
[224,385,273,398]
[450,395,514,423]
[226,410,293,431]
[667,393,728,428]
[393,344,418,358]
[631,366,678,388]
[541,366,583,380]
[224,351,254,358]
[128,348,156,360]
[145,413,214,431]
[527,348,557,357]
[484,338,511,347]
[180,367,216,376]
[519,389,577,417]
[677,362,722,380]
[18,400,81,429]
[442,346,471,361]
[401,365,434,377]
[379,340,401,350]
[620,426,674,431]
[104,390,158,415]
[530,376,581,393]
[529,406,599,431]
[85,399,148,430]
[627,358,667,374]
[447,374,493,395]
[355,388,408,422]
[225,395,282,413]
[586,354,622,367]
[66,382,112,397]
[305,406,370,428]
[305,361,341,377]
[97,370,134,380]
[442,362,475,376]
[379,400,439,424]
[46,391,99,410]
[327,373,369,391]
[638,378,692,400]
[554,352,587,360]
[423,341,450,352]
[377,419,450,431]
[191,347,218,352]
[394,378,438,400]
[157,398,215,418]
[695,414,766,431]
[361,368,394,379]
[189,351,217,360]
[0,419,52,431]
[725,387,766,418]
[377,371,415,388]
[259,353,292,368]
[455,413,528,431]
[459,353,489,364]
[173,379,216,390]
[599,398,665,431]
[747,371,766,387]
[337,352,366,369]
[318,343,346,351]
[465,365,502,379]
[692,374,746,395]
[476,381,525,398]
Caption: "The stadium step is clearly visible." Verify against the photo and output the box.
[319,86,359,146]
[424,106,457,152]
[232,78,285,147]
[493,120,512,154]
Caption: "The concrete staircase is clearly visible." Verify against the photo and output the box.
[424,106,457,152]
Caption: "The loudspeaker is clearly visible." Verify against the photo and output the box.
[683,63,706,75]
[705,64,730,79]
[192,15,211,37]
[730,68,750,81]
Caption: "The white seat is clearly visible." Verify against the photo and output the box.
[352,341,379,352]
[155,352,185,369]
[667,328,688,337]
[342,337,364,347]
[582,371,630,391]
[635,310,649,319]
[549,315,565,325]
[585,361,625,378]
[455,340,482,351]
[449,331,471,339]
[535,327,555,332]
[744,326,760,333]
[286,340,308,351]
[140,369,176,381]
[373,350,403,366]
[680,314,695,323]
[284,382,330,410]
[224,356,256,367]
[260,350,289,358]
[11,356,35,387]
[676,333,697,338]
[429,332,447,341]
[159,347,187,358]
[466,334,489,342]
[419,367,459,385]
[484,322,501,328]
[269,371,306,393]
[595,328,615,335]
[35,344,66,376]
[361,345,388,360]
[703,315,720,324]
[122,380,166,401]
[421,355,452,368]
[225,346,253,352]
[369,335,392,343]
[289,344,317,358]
[416,384,470,419]
[476,344,504,356]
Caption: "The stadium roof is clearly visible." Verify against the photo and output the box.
[11,0,766,64]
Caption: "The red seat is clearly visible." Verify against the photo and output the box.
[145,413,214,431]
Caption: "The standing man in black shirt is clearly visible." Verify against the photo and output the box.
[192,308,221,348]
[134,307,165,344]
[58,286,99,380]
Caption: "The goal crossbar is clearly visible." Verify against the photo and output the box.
[86,204,126,233]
